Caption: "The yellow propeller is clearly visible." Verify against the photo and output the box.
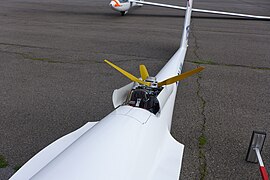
[104,60,204,87]
[157,67,204,87]
[104,60,151,86]
[139,65,149,80]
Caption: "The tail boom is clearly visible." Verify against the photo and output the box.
[156,0,193,82]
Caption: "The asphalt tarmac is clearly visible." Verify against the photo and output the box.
[0,0,269,179]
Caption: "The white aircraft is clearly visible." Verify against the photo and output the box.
[110,0,270,20]
[11,0,201,179]
[10,0,270,180]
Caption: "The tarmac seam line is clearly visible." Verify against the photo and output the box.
[187,60,270,70]
[0,42,57,50]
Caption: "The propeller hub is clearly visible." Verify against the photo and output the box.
[145,77,158,88]
[145,76,156,82]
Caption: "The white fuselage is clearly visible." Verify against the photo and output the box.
[10,48,186,180]
[13,93,181,180]
[10,0,193,179]
[10,47,186,178]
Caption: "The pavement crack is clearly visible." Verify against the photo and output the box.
[0,49,164,65]
[191,21,208,180]
[0,50,79,64]
[196,72,208,180]
[190,23,200,60]
[188,23,269,71]
[187,60,270,70]
[19,52,65,64]
[0,42,57,50]
[97,51,164,63]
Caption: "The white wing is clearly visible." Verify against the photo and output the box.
[130,0,270,20]
[10,122,98,180]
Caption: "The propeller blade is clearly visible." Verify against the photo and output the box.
[158,67,204,87]
[104,60,151,86]
[139,65,149,80]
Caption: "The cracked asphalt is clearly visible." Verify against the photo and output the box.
[0,0,269,179]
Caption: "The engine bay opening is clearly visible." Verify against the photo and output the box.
[124,85,163,114]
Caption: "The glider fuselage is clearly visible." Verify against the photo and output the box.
[10,0,193,179]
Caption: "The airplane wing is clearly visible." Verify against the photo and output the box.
[130,0,270,20]
[10,122,98,180]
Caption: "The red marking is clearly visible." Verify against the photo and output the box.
[113,0,121,7]
[260,166,269,180]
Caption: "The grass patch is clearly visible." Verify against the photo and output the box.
[199,134,207,148]
[13,165,22,172]
[0,155,8,168]
[30,57,50,61]
[198,134,207,179]
[192,60,215,65]
[180,82,188,86]
[20,53,63,63]
[199,159,208,180]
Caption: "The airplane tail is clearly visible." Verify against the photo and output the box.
[155,0,194,81]
[180,0,192,48]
